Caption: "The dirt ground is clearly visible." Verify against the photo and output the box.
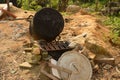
[0,6,120,80]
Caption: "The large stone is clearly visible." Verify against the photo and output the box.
[66,5,80,13]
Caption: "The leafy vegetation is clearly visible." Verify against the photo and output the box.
[17,0,59,11]
[104,16,120,45]
[17,0,42,11]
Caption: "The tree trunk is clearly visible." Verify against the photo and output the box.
[95,0,99,11]
[58,0,69,12]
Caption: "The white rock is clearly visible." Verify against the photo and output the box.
[19,62,32,68]
[68,42,77,48]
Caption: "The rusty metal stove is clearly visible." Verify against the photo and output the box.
[39,40,73,60]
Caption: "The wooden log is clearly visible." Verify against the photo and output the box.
[94,57,115,65]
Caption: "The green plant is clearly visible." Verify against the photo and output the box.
[17,0,42,11]
[103,16,120,45]
[29,1,42,11]
[51,0,58,9]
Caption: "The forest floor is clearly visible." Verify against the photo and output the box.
[0,6,120,80]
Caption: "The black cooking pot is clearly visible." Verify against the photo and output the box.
[30,8,64,42]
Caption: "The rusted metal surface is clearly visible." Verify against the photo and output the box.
[39,41,73,52]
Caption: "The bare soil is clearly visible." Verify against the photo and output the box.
[0,6,120,80]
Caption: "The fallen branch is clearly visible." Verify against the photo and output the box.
[1,8,16,18]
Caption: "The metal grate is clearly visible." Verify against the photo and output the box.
[39,41,73,52]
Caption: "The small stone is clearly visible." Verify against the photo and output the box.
[19,62,32,68]
[17,23,24,28]
[94,64,99,69]
[68,42,77,48]
[42,52,48,58]
[103,64,113,70]
[66,5,80,13]
[33,41,40,47]
[26,53,33,62]
[32,47,40,55]
[15,32,25,38]
[22,51,26,54]
[78,22,90,27]
[88,52,96,59]
[9,23,15,27]
[10,69,17,74]
[29,54,41,64]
